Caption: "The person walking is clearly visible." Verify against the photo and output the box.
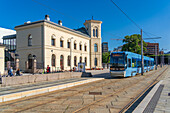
[8,67,13,77]
[16,68,21,76]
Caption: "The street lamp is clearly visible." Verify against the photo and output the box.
[32,55,36,75]
[70,37,73,72]
[33,55,36,59]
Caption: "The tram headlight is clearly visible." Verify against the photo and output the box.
[119,68,124,70]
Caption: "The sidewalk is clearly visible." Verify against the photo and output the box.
[133,66,170,113]
[0,77,104,103]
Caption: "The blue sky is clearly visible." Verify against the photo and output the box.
[0,0,170,52]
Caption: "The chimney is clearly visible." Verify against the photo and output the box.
[24,21,31,24]
[45,15,50,21]
[58,20,62,25]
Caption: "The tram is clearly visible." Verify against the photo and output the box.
[110,51,154,77]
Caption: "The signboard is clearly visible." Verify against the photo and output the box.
[112,54,123,57]
[78,63,85,72]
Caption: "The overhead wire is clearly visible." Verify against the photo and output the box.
[110,0,141,30]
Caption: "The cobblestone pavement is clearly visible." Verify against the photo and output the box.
[0,66,168,113]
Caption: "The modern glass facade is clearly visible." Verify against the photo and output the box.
[3,34,16,52]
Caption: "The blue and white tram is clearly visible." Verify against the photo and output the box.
[110,51,154,77]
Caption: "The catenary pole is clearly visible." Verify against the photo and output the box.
[141,29,144,75]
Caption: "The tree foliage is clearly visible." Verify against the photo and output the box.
[102,52,110,63]
[122,34,147,54]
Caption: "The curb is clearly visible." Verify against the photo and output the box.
[0,78,104,103]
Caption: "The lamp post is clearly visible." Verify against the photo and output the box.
[70,37,73,72]
[15,53,19,70]
[32,55,36,75]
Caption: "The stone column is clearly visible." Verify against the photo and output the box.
[25,61,28,71]
[15,59,19,70]
[33,59,37,73]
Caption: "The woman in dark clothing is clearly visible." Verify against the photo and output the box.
[16,68,20,76]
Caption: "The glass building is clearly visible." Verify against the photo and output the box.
[3,34,16,52]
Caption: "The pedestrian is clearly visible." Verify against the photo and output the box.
[47,65,50,73]
[16,68,20,76]
[8,67,13,77]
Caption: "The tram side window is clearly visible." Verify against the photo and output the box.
[149,61,151,66]
[128,59,131,67]
[132,58,136,68]
[144,60,148,67]
[137,61,141,67]
[151,61,154,66]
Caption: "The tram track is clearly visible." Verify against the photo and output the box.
[72,66,168,113]
[119,66,168,113]
[0,77,123,113]
[0,67,167,113]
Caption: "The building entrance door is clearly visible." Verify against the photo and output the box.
[60,55,64,70]
[28,54,33,69]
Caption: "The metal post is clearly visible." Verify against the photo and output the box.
[155,45,157,70]
[141,29,144,75]
[95,51,96,69]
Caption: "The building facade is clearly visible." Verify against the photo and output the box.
[0,44,5,75]
[15,15,102,71]
[145,42,159,55]
[102,42,108,53]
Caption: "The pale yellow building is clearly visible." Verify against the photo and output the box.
[15,15,102,72]
[0,45,5,75]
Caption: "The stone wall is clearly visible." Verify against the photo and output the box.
[1,72,82,86]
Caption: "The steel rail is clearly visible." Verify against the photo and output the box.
[72,66,168,113]
[10,79,123,113]
[119,66,168,113]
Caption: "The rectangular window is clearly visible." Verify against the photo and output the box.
[144,60,148,67]
[132,58,136,68]
[128,59,131,67]
[60,40,63,47]
[137,61,141,67]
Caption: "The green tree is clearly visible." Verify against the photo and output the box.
[102,52,110,63]
[122,34,147,54]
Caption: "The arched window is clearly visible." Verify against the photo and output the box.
[28,54,32,69]
[93,29,95,37]
[94,43,98,52]
[74,56,77,66]
[52,54,56,66]
[51,35,56,46]
[85,57,87,66]
[95,58,97,66]
[96,29,98,37]
[28,35,32,46]
[74,42,77,49]
[80,56,82,63]
[84,45,87,51]
[60,55,64,70]
[67,55,71,66]
[79,44,82,50]
[67,41,70,48]
[60,37,64,47]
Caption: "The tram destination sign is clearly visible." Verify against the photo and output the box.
[112,54,123,57]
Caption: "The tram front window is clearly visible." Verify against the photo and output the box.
[110,53,125,71]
